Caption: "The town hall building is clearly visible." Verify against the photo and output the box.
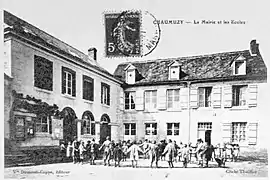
[4,10,267,164]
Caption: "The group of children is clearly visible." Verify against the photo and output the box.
[60,137,240,168]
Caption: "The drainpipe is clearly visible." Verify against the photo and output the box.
[187,81,191,143]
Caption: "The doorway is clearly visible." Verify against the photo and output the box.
[205,130,212,145]
[61,107,77,143]
[197,122,212,145]
[100,114,111,143]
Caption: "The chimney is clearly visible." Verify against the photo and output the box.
[250,40,260,56]
[88,48,97,61]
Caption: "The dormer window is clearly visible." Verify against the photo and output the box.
[232,55,246,75]
[125,64,136,84]
[169,61,181,80]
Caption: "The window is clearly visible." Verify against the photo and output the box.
[234,61,246,75]
[169,66,180,80]
[82,113,95,135]
[145,90,157,110]
[167,89,180,109]
[124,123,136,135]
[198,122,212,130]
[126,69,135,84]
[62,67,76,96]
[232,122,247,143]
[34,55,53,91]
[101,83,110,105]
[167,123,180,136]
[125,92,136,110]
[232,85,247,106]
[82,75,94,101]
[198,87,212,107]
[145,123,157,135]
[36,114,48,133]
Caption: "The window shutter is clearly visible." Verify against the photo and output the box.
[180,88,188,109]
[222,123,231,143]
[248,84,258,107]
[212,86,222,108]
[101,84,103,104]
[248,123,258,145]
[157,88,167,110]
[81,121,84,135]
[62,68,66,94]
[72,72,76,97]
[224,85,232,108]
[119,90,124,111]
[107,85,111,106]
[91,79,94,101]
[190,87,198,109]
[135,90,144,111]
[49,116,52,134]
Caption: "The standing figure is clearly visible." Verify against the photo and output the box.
[79,141,86,164]
[162,139,175,168]
[99,136,112,166]
[89,139,98,165]
[66,141,73,160]
[60,141,66,162]
[195,139,204,167]
[180,144,190,168]
[139,139,149,159]
[73,141,80,164]
[113,143,123,167]
[122,141,128,161]
[159,140,166,161]
[145,140,160,168]
[173,140,180,162]
[232,144,240,162]
[126,141,144,168]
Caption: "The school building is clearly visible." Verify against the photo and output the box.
[3,10,268,160]
[114,40,267,148]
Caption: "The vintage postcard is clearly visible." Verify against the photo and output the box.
[2,0,269,180]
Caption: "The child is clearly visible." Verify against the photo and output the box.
[113,143,122,167]
[79,141,86,164]
[122,141,128,161]
[181,144,190,168]
[73,141,80,164]
[232,144,240,162]
[99,136,112,166]
[66,141,73,160]
[145,141,160,168]
[90,139,98,165]
[126,141,144,168]
[162,139,175,168]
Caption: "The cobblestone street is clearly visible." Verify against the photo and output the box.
[4,158,268,180]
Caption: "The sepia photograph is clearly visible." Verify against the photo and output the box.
[2,0,269,179]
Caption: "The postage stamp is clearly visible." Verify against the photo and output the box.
[105,10,141,57]
[104,10,161,57]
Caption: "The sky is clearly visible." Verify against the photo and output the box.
[3,0,270,74]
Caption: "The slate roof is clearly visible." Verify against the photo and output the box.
[114,49,267,85]
[3,10,117,80]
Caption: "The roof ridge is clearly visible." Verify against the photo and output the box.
[118,49,249,65]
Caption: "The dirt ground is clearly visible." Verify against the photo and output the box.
[4,149,268,180]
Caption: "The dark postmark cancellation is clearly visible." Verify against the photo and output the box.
[104,10,160,57]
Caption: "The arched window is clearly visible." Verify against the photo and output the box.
[82,111,95,135]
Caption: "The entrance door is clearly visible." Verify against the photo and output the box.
[100,114,111,143]
[62,107,77,143]
[205,130,212,145]
[100,123,111,143]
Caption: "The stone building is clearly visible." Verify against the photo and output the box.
[114,40,267,147]
[4,11,123,156]
[3,9,268,161]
